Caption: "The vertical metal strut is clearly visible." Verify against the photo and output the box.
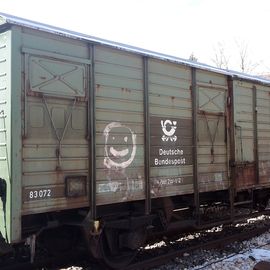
[253,85,259,184]
[227,76,235,219]
[191,67,199,224]
[89,44,96,219]
[143,56,151,215]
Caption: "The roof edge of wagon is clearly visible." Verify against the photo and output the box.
[1,12,270,86]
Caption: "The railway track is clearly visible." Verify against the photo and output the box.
[127,214,270,270]
[2,213,270,270]
[127,228,270,270]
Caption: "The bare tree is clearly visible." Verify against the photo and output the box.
[235,39,260,73]
[212,40,260,74]
[189,53,198,62]
[212,42,230,70]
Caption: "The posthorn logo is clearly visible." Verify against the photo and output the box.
[161,120,177,142]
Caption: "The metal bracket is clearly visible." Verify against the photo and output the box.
[203,111,221,163]
[42,95,76,169]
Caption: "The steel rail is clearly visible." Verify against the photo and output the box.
[127,217,270,270]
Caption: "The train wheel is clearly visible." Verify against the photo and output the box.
[98,227,143,269]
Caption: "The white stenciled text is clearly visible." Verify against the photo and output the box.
[28,189,52,200]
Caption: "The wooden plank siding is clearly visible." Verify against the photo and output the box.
[95,46,145,205]
[257,84,270,185]
[148,59,194,197]
[196,70,229,192]
[233,81,256,189]
[21,28,90,215]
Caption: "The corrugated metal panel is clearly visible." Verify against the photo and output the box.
[148,59,193,197]
[95,46,145,205]
[196,70,229,192]
[257,84,270,184]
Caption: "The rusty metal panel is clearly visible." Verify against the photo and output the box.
[196,70,229,192]
[148,59,193,197]
[257,84,270,184]
[27,54,86,97]
[94,46,145,205]
[235,163,255,189]
[233,80,257,189]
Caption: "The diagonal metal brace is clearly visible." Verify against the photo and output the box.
[42,94,77,169]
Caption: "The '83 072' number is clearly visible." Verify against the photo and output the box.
[28,189,52,200]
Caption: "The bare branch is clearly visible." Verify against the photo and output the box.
[212,39,261,74]
[212,42,229,69]
[189,53,198,62]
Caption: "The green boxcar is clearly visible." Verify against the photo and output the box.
[1,13,270,252]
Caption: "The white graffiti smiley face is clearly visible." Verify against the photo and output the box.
[103,122,136,169]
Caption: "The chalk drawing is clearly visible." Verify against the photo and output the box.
[103,122,136,169]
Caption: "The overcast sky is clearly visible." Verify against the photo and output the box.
[1,0,270,74]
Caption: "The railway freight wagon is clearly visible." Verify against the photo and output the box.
[1,13,270,269]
